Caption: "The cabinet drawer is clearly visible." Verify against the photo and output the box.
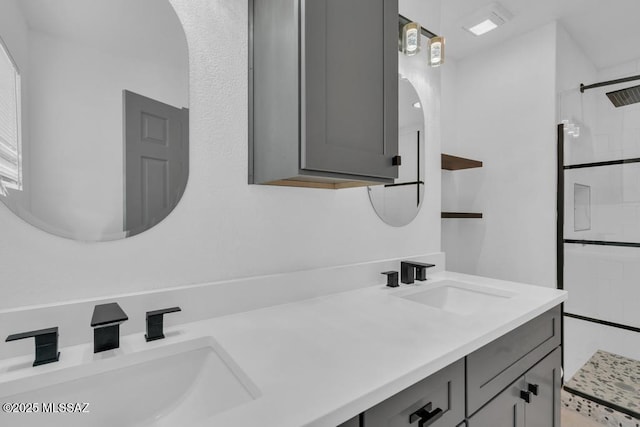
[466,306,561,416]
[362,359,464,427]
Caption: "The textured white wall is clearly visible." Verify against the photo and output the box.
[441,22,558,288]
[0,0,442,309]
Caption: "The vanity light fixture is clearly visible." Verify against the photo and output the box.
[462,2,513,36]
[402,22,421,56]
[399,15,446,68]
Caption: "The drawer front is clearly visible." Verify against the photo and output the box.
[363,359,464,427]
[466,306,561,416]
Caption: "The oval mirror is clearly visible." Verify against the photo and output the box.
[0,0,189,241]
[368,77,425,226]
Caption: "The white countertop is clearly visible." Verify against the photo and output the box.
[0,271,567,427]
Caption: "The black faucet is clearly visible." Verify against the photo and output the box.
[91,303,128,353]
[6,327,60,366]
[401,261,436,284]
[145,307,181,342]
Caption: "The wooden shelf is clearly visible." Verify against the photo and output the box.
[441,154,483,171]
[441,212,483,219]
[441,154,483,220]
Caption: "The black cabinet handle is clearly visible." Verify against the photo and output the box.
[520,390,532,403]
[393,155,402,166]
[409,403,444,427]
[528,383,539,396]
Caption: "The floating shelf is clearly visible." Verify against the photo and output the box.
[442,212,483,219]
[441,154,483,171]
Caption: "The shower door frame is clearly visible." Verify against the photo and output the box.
[557,122,640,334]
[556,122,640,419]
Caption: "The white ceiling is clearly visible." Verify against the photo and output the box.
[17,0,187,67]
[441,0,640,69]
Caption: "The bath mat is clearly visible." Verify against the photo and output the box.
[564,350,640,420]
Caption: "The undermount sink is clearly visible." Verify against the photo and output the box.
[395,280,516,315]
[0,337,259,427]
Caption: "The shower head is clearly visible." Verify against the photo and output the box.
[606,84,640,108]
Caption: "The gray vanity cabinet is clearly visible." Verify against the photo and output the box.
[468,348,561,427]
[336,307,562,427]
[250,0,399,189]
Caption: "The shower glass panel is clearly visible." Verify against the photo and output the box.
[565,164,640,242]
[559,81,640,422]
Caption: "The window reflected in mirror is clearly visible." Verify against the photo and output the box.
[0,36,22,197]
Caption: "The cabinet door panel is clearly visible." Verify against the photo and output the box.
[524,348,561,427]
[468,377,526,427]
[303,0,398,179]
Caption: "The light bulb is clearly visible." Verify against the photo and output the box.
[428,36,445,67]
[402,22,421,56]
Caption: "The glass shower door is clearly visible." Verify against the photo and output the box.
[559,81,640,423]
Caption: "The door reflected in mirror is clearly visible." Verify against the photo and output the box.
[369,76,425,226]
[0,0,189,241]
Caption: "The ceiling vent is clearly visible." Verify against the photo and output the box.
[462,2,513,36]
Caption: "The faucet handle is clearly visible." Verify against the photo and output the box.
[381,271,399,288]
[6,327,60,366]
[91,303,128,327]
[145,307,181,342]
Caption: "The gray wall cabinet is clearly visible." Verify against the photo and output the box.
[249,0,399,189]
[336,307,562,427]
